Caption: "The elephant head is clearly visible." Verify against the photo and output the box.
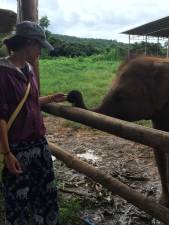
[68,56,169,122]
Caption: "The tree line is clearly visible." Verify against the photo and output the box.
[0,16,168,59]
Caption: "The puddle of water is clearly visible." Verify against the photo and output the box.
[52,149,101,163]
[77,149,101,163]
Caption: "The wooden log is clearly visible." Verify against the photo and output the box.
[0,9,16,33]
[48,142,169,224]
[43,104,169,153]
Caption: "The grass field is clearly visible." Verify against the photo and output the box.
[40,56,151,127]
[40,56,120,108]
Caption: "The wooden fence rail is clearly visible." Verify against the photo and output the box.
[43,103,169,153]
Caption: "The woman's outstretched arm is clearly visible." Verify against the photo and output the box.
[39,93,67,107]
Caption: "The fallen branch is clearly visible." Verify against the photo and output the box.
[48,142,169,224]
[59,187,92,198]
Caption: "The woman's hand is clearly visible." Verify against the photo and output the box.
[4,152,22,175]
[51,93,67,103]
[39,93,67,107]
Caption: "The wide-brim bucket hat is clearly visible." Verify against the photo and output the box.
[11,21,54,51]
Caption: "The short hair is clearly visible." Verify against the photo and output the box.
[3,35,29,55]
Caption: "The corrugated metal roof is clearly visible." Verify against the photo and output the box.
[0,8,16,33]
[122,16,169,38]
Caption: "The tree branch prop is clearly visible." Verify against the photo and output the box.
[48,142,169,224]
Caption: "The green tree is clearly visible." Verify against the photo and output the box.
[39,16,50,30]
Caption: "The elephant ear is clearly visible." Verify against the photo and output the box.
[153,61,169,112]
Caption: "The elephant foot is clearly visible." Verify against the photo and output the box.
[159,192,169,208]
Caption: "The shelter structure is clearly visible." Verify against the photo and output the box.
[122,16,169,57]
[0,9,16,33]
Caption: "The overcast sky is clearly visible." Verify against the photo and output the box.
[1,0,169,42]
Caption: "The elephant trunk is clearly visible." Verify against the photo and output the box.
[67,90,112,115]
[67,90,87,109]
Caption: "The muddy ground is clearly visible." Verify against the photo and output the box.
[44,116,163,225]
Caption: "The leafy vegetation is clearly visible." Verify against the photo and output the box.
[0,16,167,59]
[38,16,167,58]
[59,197,82,225]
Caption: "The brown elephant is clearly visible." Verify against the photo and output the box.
[67,56,169,207]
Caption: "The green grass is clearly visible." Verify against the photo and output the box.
[59,197,82,225]
[40,56,150,128]
[40,56,120,108]
[0,156,3,181]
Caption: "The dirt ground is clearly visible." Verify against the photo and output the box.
[44,115,163,225]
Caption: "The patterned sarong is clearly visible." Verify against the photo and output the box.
[2,137,60,225]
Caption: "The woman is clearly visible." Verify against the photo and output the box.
[0,21,66,225]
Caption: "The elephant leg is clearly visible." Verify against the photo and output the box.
[153,149,169,207]
[166,154,169,196]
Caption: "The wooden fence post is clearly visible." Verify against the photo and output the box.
[17,0,40,90]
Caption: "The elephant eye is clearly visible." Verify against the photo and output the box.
[114,92,125,102]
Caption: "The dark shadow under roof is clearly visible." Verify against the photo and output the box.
[0,8,16,33]
[122,16,169,38]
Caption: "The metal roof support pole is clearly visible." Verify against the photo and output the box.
[145,36,147,56]
[128,34,130,58]
[167,37,169,58]
[157,37,159,56]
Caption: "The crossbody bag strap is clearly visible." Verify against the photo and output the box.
[7,82,31,131]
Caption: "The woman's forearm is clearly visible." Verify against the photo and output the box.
[0,119,11,155]
[39,93,67,107]
[39,95,53,107]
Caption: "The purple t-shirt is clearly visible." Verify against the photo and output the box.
[0,58,46,144]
